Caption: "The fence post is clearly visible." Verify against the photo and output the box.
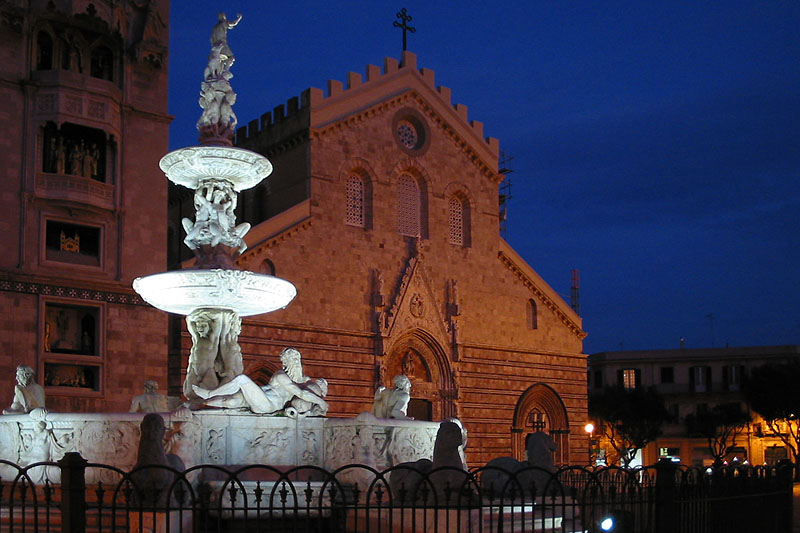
[58,452,88,533]
[654,458,677,533]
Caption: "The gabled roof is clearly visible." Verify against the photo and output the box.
[236,51,502,183]
[498,239,586,340]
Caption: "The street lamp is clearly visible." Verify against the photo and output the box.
[585,423,595,466]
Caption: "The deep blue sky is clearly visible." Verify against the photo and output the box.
[168,2,800,354]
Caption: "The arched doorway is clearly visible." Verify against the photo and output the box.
[384,329,456,420]
[243,360,279,387]
[512,383,570,465]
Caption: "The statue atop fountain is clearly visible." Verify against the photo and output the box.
[133,13,297,405]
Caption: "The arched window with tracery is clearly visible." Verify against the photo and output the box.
[448,196,463,245]
[345,175,365,227]
[397,173,421,237]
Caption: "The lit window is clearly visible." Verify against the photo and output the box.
[620,368,639,389]
[345,175,365,227]
[397,173,420,236]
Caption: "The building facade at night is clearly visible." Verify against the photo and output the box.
[589,345,800,467]
[0,0,171,413]
[168,51,588,465]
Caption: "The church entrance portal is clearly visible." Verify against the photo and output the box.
[512,383,570,465]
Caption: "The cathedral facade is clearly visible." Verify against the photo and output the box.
[0,0,171,413]
[173,51,588,465]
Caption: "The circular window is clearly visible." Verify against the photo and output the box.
[397,120,419,149]
[392,108,430,155]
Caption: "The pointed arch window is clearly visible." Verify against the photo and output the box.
[527,299,538,329]
[397,173,421,237]
[345,175,365,227]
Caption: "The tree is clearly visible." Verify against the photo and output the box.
[743,361,800,471]
[685,403,750,466]
[589,386,671,467]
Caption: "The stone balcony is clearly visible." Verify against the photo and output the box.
[35,172,115,211]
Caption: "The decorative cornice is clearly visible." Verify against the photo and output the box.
[0,279,146,306]
[245,219,313,258]
[498,250,587,340]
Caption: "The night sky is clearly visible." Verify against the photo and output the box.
[168,2,800,354]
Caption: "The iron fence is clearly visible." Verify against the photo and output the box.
[0,454,792,532]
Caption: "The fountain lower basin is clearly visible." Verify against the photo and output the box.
[133,269,296,316]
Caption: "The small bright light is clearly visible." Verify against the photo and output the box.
[584,423,595,434]
[600,517,614,530]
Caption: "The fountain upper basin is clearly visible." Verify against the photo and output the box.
[159,146,273,191]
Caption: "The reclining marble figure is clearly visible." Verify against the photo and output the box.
[372,374,412,419]
[193,347,328,415]
[4,366,45,414]
[130,380,182,413]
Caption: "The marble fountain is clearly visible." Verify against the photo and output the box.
[0,12,443,487]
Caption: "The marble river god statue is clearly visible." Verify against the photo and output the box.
[193,347,328,416]
[373,374,412,419]
[4,366,46,414]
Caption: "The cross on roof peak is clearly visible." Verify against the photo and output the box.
[393,8,416,53]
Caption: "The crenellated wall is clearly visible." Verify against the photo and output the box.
[236,51,498,158]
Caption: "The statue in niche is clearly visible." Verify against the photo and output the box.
[4,366,46,415]
[46,136,58,173]
[183,308,242,400]
[68,142,83,175]
[182,181,250,253]
[373,375,412,419]
[193,347,329,416]
[130,380,180,413]
[82,144,95,178]
[55,136,66,174]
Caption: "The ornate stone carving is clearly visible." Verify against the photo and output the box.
[181,179,251,253]
[78,421,138,466]
[205,428,226,464]
[244,429,290,464]
[300,429,320,464]
[324,426,357,467]
[387,425,437,465]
